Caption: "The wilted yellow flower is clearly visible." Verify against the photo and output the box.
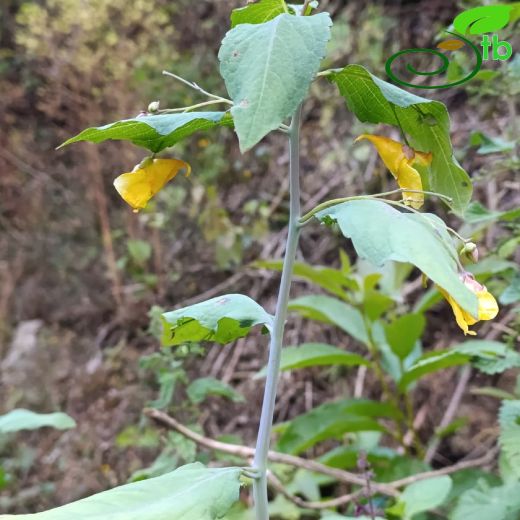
[355,134,432,209]
[438,273,499,336]
[114,158,190,211]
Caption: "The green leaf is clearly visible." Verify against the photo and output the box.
[268,495,300,520]
[316,199,478,317]
[255,343,369,377]
[0,463,241,520]
[253,260,357,300]
[464,203,520,226]
[446,469,500,506]
[318,445,430,484]
[288,295,368,345]
[230,0,287,27]
[384,313,425,360]
[59,112,232,153]
[161,294,273,346]
[501,274,520,305]
[399,340,520,390]
[0,409,76,434]
[499,400,520,480]
[329,65,472,213]
[187,377,245,404]
[219,13,331,151]
[127,239,152,265]
[469,131,515,155]
[452,481,520,520]
[387,476,451,520]
[276,399,399,454]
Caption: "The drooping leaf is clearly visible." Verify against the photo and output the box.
[384,313,425,360]
[329,65,472,213]
[399,340,520,390]
[499,400,520,480]
[187,377,245,404]
[59,112,232,153]
[276,399,400,454]
[288,294,368,345]
[219,13,331,151]
[255,343,369,377]
[162,294,273,347]
[0,409,76,434]
[387,476,452,520]
[0,463,241,520]
[316,199,478,316]
[452,481,520,520]
[469,131,515,155]
[463,202,520,226]
[254,260,357,300]
[230,0,287,27]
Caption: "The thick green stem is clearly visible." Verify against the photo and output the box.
[252,105,303,520]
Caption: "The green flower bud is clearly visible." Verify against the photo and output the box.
[460,242,479,263]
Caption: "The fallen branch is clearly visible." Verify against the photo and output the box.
[267,470,365,510]
[144,408,497,500]
[144,407,397,497]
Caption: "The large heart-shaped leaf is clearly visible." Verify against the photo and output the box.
[316,199,478,316]
[230,0,288,27]
[219,13,331,151]
[329,65,472,214]
[0,463,242,520]
[0,409,76,434]
[59,112,232,153]
[161,294,273,346]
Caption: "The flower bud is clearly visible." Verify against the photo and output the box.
[460,242,479,263]
[147,100,160,113]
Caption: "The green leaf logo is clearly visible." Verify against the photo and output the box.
[453,5,512,35]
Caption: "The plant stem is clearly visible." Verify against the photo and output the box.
[159,99,232,113]
[162,70,233,104]
[298,188,453,225]
[401,382,426,458]
[252,104,303,520]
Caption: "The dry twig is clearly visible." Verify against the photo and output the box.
[144,408,498,502]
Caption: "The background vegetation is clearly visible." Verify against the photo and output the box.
[0,0,519,517]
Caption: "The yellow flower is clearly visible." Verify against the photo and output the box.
[355,134,432,209]
[438,274,499,336]
[114,158,190,211]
